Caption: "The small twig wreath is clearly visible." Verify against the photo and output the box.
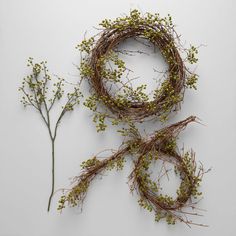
[128,116,208,227]
[79,9,198,128]
[59,10,207,227]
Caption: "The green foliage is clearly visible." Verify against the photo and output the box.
[83,95,98,111]
[19,58,82,113]
[93,113,107,132]
[76,37,95,53]
[80,157,101,170]
[186,74,198,90]
[117,122,140,139]
[58,180,89,210]
[106,157,126,171]
[79,60,94,78]
[122,84,149,103]
[187,45,199,64]
[138,198,153,212]
[166,213,176,225]
[176,152,203,202]
[162,138,177,155]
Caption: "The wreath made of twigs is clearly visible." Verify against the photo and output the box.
[79,9,198,127]
[59,10,208,227]
[128,116,206,226]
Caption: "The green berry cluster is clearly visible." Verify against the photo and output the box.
[93,113,107,132]
[186,74,198,90]
[176,152,203,202]
[76,37,95,53]
[58,180,89,210]
[106,157,126,171]
[19,58,82,112]
[187,45,199,64]
[80,157,101,170]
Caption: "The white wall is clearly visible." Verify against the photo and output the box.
[0,0,236,235]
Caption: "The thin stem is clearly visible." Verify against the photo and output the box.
[47,138,55,212]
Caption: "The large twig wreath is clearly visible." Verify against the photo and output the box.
[59,10,207,227]
[80,9,198,127]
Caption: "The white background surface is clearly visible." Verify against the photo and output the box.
[0,0,236,235]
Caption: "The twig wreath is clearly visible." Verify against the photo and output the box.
[59,10,208,227]
[80,9,198,129]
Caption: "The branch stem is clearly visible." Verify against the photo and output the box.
[47,138,55,212]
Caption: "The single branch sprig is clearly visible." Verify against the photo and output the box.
[19,58,83,211]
